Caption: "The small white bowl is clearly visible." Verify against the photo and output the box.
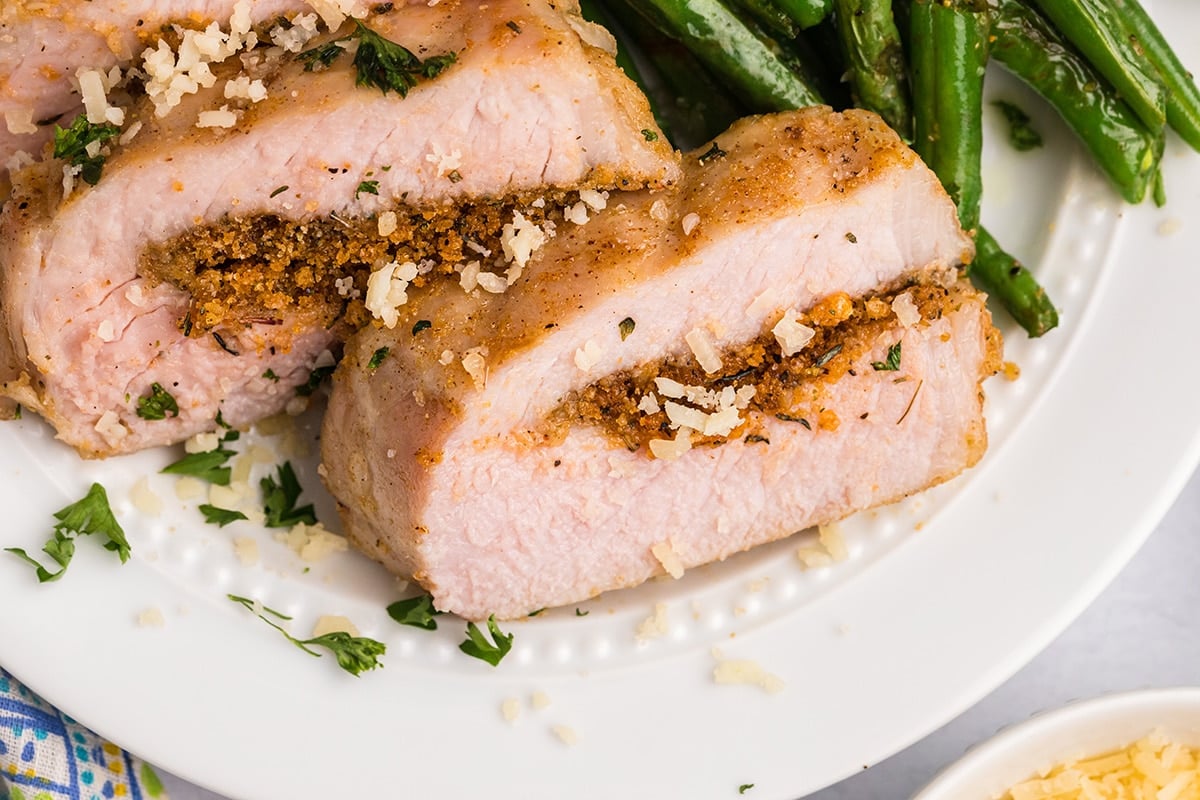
[914,688,1200,800]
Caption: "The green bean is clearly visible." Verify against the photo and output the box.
[729,0,800,40]
[971,229,1059,338]
[600,0,746,146]
[1026,0,1166,133]
[832,0,911,139]
[990,0,1162,204]
[1109,0,1200,152]
[623,0,824,111]
[910,0,989,236]
[770,0,832,29]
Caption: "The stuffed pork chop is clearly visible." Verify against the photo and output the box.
[0,0,679,456]
[321,107,1002,620]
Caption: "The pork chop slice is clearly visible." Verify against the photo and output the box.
[320,107,997,619]
[0,0,678,455]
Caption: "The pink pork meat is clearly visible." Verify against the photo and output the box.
[320,107,1002,619]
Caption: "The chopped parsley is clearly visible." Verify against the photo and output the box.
[814,343,843,368]
[263,368,280,382]
[136,383,179,420]
[739,784,755,794]
[871,342,902,372]
[744,434,770,444]
[386,594,442,630]
[641,128,659,142]
[297,40,346,72]
[53,114,120,186]
[575,608,589,617]
[506,20,522,33]
[261,462,317,528]
[411,319,432,336]
[162,426,239,485]
[992,100,1044,152]
[6,483,129,582]
[352,22,457,97]
[199,504,248,527]
[296,364,336,396]
[269,185,289,198]
[618,317,636,341]
[228,594,386,676]
[355,179,380,198]
[367,346,390,372]
[459,615,513,666]
[697,141,727,164]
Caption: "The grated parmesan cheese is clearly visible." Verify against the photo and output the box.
[137,608,166,628]
[185,431,221,454]
[681,212,701,235]
[651,539,685,579]
[551,726,580,747]
[94,410,128,445]
[712,656,785,694]
[311,615,360,638]
[501,211,549,269]
[224,75,268,102]
[461,347,488,389]
[476,271,508,294]
[891,292,921,327]
[129,477,163,516]
[233,536,260,566]
[574,339,604,373]
[819,522,849,561]
[564,201,590,225]
[197,105,238,129]
[365,260,419,328]
[1001,732,1200,800]
[276,521,348,563]
[635,602,670,640]
[649,198,670,221]
[648,428,692,461]
[686,327,722,373]
[4,109,37,135]
[269,13,321,52]
[501,698,521,723]
[531,691,552,710]
[578,189,609,211]
[377,210,398,237]
[772,309,815,356]
[637,393,661,415]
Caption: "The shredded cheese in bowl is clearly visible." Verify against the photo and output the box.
[1003,733,1200,800]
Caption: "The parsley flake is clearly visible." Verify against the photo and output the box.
[53,114,120,185]
[297,40,347,72]
[459,615,513,666]
[263,368,280,382]
[575,608,589,617]
[775,413,811,430]
[199,504,248,527]
[296,364,335,396]
[871,342,902,372]
[367,347,390,372]
[386,594,443,630]
[6,483,129,582]
[352,22,457,97]
[739,784,755,794]
[641,128,659,142]
[261,462,317,528]
[136,383,179,420]
[355,179,380,198]
[269,185,289,198]
[506,20,522,33]
[618,317,636,341]
[411,319,432,336]
[228,594,386,676]
[993,100,1044,152]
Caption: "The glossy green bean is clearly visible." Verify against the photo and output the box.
[1110,0,1200,151]
[832,0,911,139]
[990,0,1162,204]
[770,0,831,29]
[729,0,800,40]
[971,229,1059,338]
[624,0,824,111]
[1026,0,1166,132]
[910,0,989,235]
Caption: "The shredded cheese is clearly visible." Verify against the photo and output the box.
[1002,733,1200,800]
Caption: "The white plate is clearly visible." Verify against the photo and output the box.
[915,688,1200,799]
[3,6,1200,798]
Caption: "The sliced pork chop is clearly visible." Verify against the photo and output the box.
[0,0,678,455]
[320,107,999,619]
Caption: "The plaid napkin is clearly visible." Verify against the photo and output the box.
[0,668,168,800]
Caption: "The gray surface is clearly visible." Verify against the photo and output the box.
[161,467,1200,800]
